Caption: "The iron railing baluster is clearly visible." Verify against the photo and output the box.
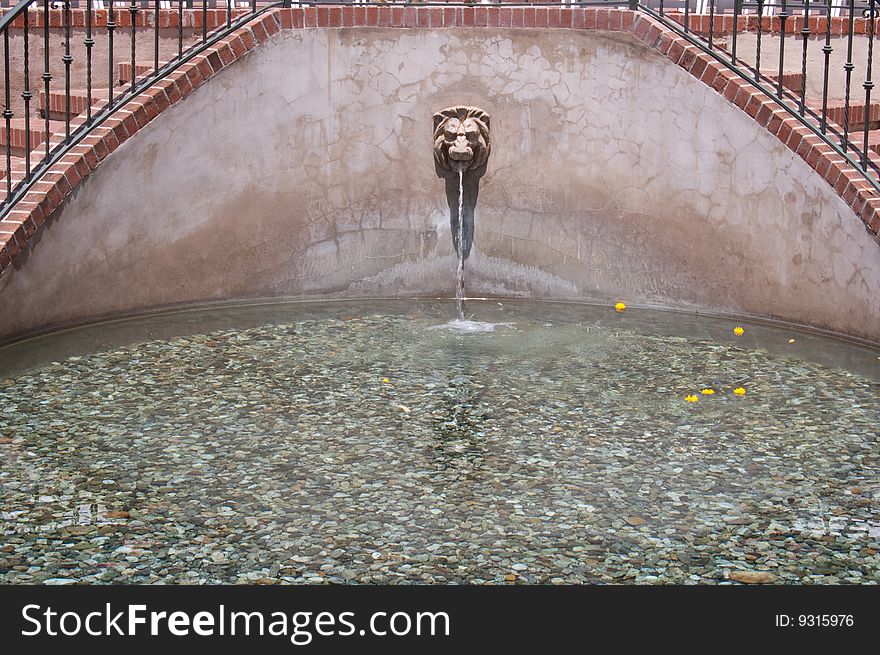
[800,0,810,114]
[843,0,856,152]
[179,0,184,58]
[708,0,715,50]
[821,0,832,133]
[4,26,12,197]
[22,3,31,177]
[63,0,72,141]
[756,0,764,82]
[85,0,94,124]
[863,0,876,168]
[155,0,160,73]
[732,0,740,63]
[109,1,116,105]
[778,0,788,98]
[131,2,139,94]
[42,0,50,161]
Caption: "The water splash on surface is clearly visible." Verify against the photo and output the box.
[430,318,514,333]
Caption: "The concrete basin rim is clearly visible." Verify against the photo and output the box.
[0,294,877,353]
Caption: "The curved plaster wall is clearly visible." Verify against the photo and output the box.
[1,26,879,341]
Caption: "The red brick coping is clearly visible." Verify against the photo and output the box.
[0,7,254,29]
[665,11,880,37]
[2,7,879,36]
[2,5,879,276]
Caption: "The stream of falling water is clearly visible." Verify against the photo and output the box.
[456,169,465,319]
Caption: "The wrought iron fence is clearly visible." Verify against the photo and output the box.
[2,0,880,218]
[0,0,285,213]
[640,1,880,184]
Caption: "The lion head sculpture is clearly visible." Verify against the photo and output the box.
[433,106,491,174]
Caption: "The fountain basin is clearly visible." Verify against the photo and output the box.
[1,299,876,585]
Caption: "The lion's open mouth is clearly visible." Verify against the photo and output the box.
[449,146,473,162]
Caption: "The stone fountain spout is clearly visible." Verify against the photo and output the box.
[433,106,491,260]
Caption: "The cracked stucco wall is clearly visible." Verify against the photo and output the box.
[0,27,878,341]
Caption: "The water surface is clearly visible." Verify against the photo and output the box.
[0,300,877,584]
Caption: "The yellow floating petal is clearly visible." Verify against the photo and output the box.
[700,388,715,395]
[615,302,626,312]
[733,327,745,336]
[381,377,390,383]
[685,395,699,403]
[733,387,746,396]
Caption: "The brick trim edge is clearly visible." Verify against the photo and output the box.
[1,6,878,277]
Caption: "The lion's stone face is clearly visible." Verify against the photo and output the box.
[433,109,490,173]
